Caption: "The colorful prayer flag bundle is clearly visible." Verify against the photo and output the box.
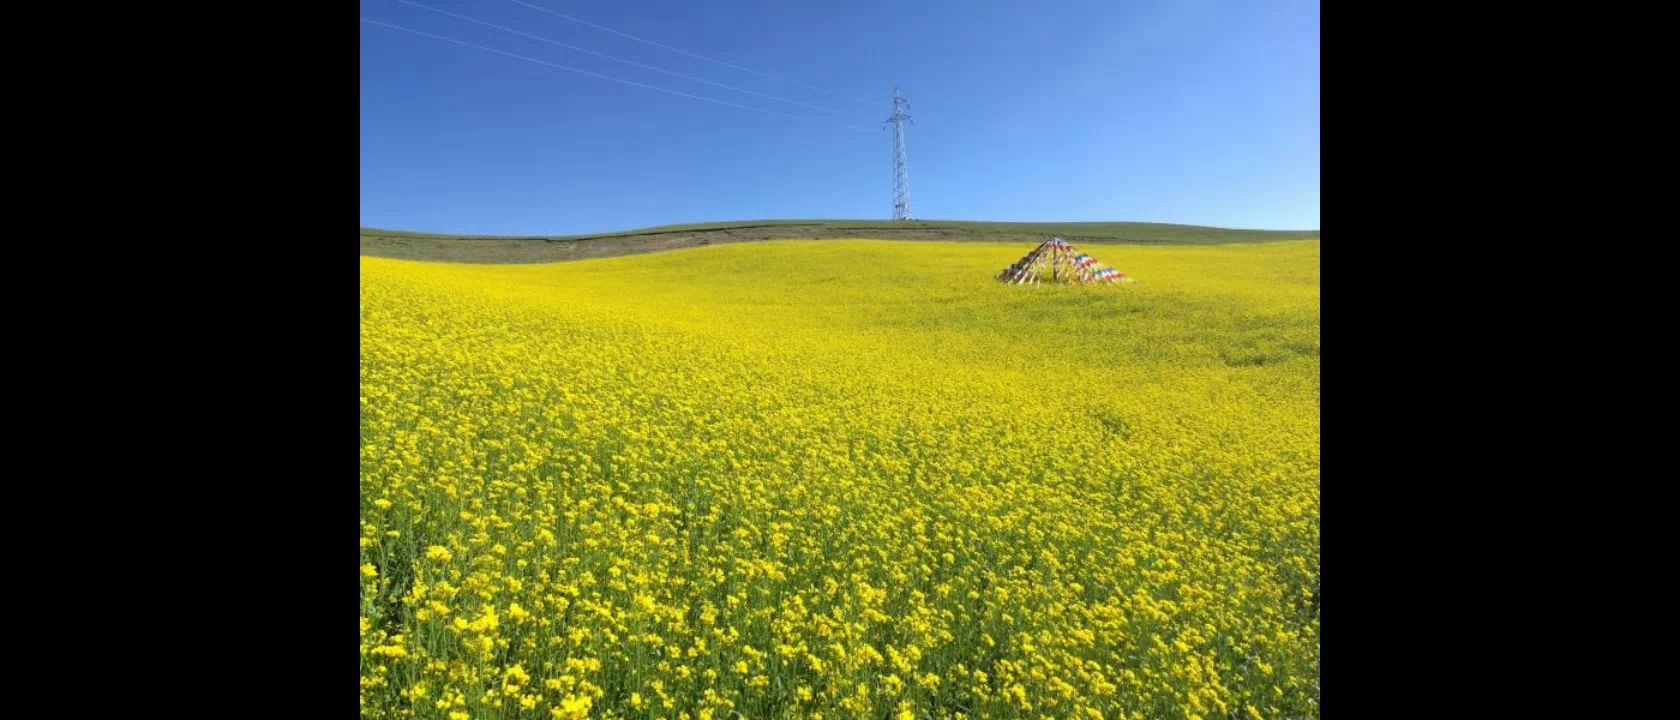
[996,237,1134,285]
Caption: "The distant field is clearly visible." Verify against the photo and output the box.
[360,220,1321,264]
[361,239,1321,719]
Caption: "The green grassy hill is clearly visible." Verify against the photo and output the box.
[361,219,1321,264]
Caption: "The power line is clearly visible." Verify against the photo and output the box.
[392,0,846,116]
[362,18,869,132]
[505,0,875,107]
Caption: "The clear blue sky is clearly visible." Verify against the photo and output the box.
[361,0,1319,235]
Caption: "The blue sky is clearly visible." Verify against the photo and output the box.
[361,0,1319,235]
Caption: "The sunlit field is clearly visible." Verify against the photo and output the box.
[360,239,1320,720]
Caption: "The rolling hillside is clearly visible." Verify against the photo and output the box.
[360,239,1321,718]
[360,220,1321,264]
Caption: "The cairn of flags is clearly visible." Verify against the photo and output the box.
[996,236,1134,285]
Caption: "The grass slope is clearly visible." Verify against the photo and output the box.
[361,219,1321,264]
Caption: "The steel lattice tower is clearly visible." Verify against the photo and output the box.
[886,87,912,221]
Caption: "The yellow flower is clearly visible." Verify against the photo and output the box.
[507,603,530,622]
[504,664,529,686]
[359,240,1320,719]
[551,694,591,720]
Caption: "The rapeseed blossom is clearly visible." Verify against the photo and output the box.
[360,240,1321,719]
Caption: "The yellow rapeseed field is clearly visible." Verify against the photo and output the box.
[360,239,1320,720]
